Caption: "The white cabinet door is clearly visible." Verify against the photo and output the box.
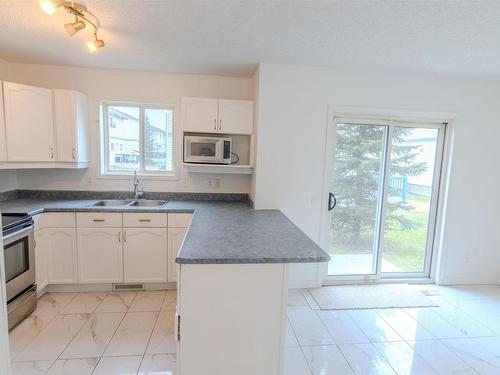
[0,82,7,161]
[218,99,253,135]
[3,82,54,161]
[77,228,123,283]
[182,97,218,133]
[54,90,89,163]
[124,228,167,283]
[46,228,77,284]
[34,229,49,291]
[167,227,187,282]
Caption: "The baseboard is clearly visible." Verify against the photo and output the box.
[441,276,498,286]
[46,282,176,293]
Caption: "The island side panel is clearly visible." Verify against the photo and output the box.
[177,263,288,375]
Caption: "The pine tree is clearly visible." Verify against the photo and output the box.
[331,124,427,246]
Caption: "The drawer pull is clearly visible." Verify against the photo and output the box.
[139,219,151,222]
[93,219,105,222]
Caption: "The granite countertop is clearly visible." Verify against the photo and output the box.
[0,198,330,265]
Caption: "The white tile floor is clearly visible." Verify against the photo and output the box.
[9,290,177,375]
[286,285,500,375]
[9,285,500,374]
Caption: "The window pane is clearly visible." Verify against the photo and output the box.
[145,108,173,172]
[107,105,140,171]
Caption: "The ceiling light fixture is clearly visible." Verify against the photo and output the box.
[64,18,86,36]
[86,33,105,52]
[39,0,105,51]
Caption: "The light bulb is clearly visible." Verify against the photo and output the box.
[64,20,86,36]
[39,0,64,15]
[86,37,105,52]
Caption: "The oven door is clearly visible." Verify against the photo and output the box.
[184,136,225,164]
[3,225,35,302]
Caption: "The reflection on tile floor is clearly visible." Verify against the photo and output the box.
[9,285,500,374]
[286,285,500,375]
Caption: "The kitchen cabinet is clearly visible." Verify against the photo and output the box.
[167,227,187,282]
[182,97,253,135]
[3,82,55,162]
[54,90,89,164]
[34,229,49,291]
[77,228,123,283]
[123,228,168,283]
[182,97,219,133]
[218,99,254,135]
[0,82,7,161]
[46,228,78,284]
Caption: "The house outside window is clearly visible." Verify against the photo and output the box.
[101,102,175,176]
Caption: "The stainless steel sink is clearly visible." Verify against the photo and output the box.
[129,200,167,207]
[91,200,133,207]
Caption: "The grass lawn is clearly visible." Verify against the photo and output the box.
[330,194,431,273]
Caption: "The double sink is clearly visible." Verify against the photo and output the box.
[90,199,167,208]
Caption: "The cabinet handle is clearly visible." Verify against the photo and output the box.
[93,219,105,222]
[72,148,76,160]
[118,232,121,243]
[50,147,54,159]
[219,119,222,131]
[214,118,217,130]
[139,219,151,222]
[123,231,127,242]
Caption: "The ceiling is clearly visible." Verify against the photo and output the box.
[1,1,500,78]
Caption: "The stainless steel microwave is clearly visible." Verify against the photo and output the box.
[184,135,232,164]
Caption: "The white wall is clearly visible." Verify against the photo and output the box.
[0,58,17,193]
[254,63,500,286]
[5,63,254,193]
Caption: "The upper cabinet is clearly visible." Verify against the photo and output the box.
[0,82,89,169]
[182,97,219,133]
[182,97,254,135]
[218,99,254,135]
[3,82,55,162]
[54,89,89,164]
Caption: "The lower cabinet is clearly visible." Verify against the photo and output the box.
[35,227,77,287]
[77,228,123,283]
[124,228,168,282]
[168,227,187,282]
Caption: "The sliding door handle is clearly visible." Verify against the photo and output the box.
[328,193,337,211]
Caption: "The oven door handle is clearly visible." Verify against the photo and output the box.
[3,225,34,246]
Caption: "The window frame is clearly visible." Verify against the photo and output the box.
[100,101,178,179]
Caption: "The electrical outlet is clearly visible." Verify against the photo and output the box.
[207,177,213,188]
[465,254,471,263]
[86,176,92,187]
[214,177,221,189]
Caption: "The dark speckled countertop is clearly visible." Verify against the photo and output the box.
[0,197,330,265]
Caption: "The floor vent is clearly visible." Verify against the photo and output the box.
[113,283,145,291]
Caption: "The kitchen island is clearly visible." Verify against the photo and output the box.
[0,194,329,375]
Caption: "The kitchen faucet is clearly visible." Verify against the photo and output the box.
[133,170,144,199]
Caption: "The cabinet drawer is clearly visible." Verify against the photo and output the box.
[168,213,192,228]
[34,213,76,230]
[76,212,122,227]
[123,213,168,227]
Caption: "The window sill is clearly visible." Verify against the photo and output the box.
[97,172,180,181]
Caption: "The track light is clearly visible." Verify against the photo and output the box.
[39,0,64,15]
[86,34,105,52]
[40,0,106,51]
[64,19,86,36]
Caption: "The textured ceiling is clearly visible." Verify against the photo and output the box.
[1,1,500,77]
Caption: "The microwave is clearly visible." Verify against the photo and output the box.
[184,135,232,164]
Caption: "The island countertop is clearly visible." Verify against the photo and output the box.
[0,198,330,265]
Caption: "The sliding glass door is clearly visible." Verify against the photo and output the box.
[325,119,445,280]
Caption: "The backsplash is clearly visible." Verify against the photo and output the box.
[0,189,251,204]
